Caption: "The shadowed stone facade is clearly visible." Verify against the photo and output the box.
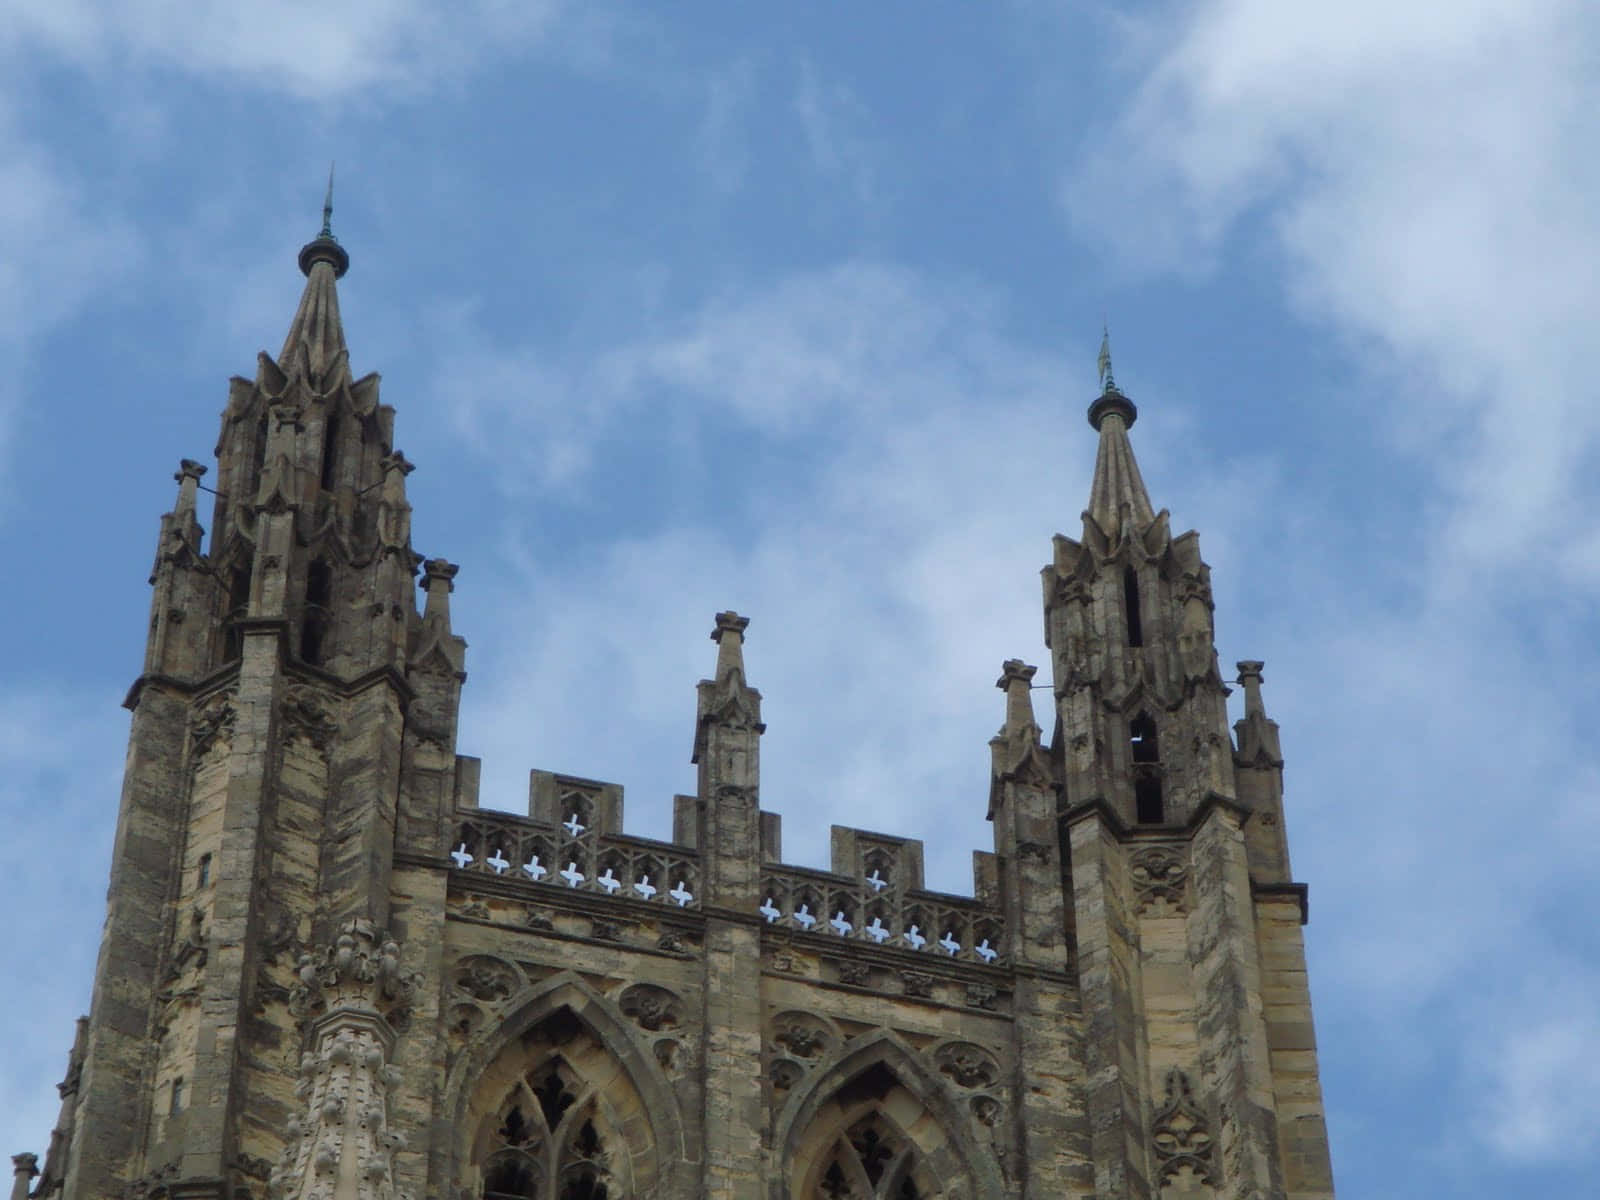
[15,228,1336,1200]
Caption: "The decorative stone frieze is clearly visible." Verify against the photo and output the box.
[1129,845,1190,916]
[1151,1068,1216,1190]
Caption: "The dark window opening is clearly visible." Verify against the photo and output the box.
[320,413,341,491]
[1131,714,1164,822]
[821,1163,852,1199]
[483,1157,537,1200]
[896,1178,922,1200]
[1130,714,1160,764]
[533,1068,576,1131]
[558,1170,606,1200]
[250,413,268,488]
[302,560,333,666]
[1123,567,1144,647]
[570,1120,600,1160]
[1135,775,1165,824]
[223,566,251,660]
[197,853,212,889]
[498,1107,530,1147]
[852,1126,893,1184]
[169,1077,185,1116]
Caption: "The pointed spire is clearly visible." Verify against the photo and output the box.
[1084,333,1154,541]
[279,173,351,388]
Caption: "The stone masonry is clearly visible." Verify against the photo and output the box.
[15,223,1336,1199]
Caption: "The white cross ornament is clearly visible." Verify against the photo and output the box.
[864,917,890,944]
[669,881,694,907]
[597,868,621,894]
[486,849,510,874]
[521,854,547,881]
[865,869,887,892]
[794,904,817,929]
[938,931,961,956]
[903,924,926,950]
[559,862,585,888]
[830,911,854,937]
[633,874,657,900]
[975,938,998,963]
[758,897,782,923]
[450,843,473,869]
[562,813,586,838]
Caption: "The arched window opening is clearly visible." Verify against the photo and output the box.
[301,559,333,666]
[1131,713,1164,823]
[320,412,341,491]
[223,565,251,661]
[250,413,269,489]
[483,1152,539,1200]
[1130,714,1159,764]
[811,1113,930,1200]
[1124,566,1144,647]
[469,1008,654,1200]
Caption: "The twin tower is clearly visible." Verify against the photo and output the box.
[15,223,1335,1199]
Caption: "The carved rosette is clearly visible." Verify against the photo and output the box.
[273,922,417,1200]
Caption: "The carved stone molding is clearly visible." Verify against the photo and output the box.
[280,687,338,755]
[1151,1068,1216,1189]
[1130,845,1190,915]
[934,1042,1000,1091]
[452,955,520,1004]
[287,920,417,1030]
[189,693,237,759]
[772,1011,836,1062]
[619,983,681,1033]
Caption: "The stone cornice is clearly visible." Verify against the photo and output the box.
[1251,880,1310,925]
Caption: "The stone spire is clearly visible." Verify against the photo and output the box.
[280,172,352,392]
[1083,341,1154,546]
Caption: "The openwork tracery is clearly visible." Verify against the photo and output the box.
[471,1011,641,1200]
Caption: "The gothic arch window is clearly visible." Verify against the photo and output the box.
[1130,712,1164,823]
[319,411,342,491]
[1123,566,1144,647]
[788,1061,971,1200]
[222,562,251,661]
[470,1011,644,1200]
[302,558,333,666]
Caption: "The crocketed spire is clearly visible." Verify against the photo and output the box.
[1083,343,1154,544]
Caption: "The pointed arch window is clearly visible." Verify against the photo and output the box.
[320,412,341,491]
[1123,566,1144,647]
[471,1011,651,1200]
[815,1115,926,1199]
[222,564,251,661]
[1130,712,1164,823]
[301,559,333,666]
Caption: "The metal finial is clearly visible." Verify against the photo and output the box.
[320,162,336,239]
[1096,323,1116,394]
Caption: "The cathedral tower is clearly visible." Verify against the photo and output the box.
[16,227,1335,1200]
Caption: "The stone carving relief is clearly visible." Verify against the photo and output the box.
[964,983,998,1011]
[773,1012,836,1061]
[1151,1068,1216,1193]
[1130,846,1190,915]
[280,687,338,754]
[288,921,416,1028]
[768,1058,805,1092]
[618,983,681,1033]
[933,1042,1000,1091]
[189,693,237,759]
[272,921,417,1200]
[900,971,934,999]
[453,956,521,1004]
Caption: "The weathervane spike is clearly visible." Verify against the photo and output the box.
[1097,322,1116,394]
[321,162,335,239]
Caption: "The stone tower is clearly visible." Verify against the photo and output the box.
[14,226,1335,1200]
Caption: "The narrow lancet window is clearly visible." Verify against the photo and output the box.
[223,565,251,661]
[320,413,341,491]
[1124,566,1144,647]
[197,853,212,889]
[302,559,332,666]
[1131,713,1164,823]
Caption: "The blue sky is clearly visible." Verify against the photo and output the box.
[3,2,1598,1195]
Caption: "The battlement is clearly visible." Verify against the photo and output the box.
[445,763,1009,967]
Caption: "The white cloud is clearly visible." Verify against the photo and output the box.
[1066,0,1600,580]
[3,0,573,100]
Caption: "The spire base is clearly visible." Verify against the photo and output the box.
[297,236,349,279]
[1087,388,1137,431]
